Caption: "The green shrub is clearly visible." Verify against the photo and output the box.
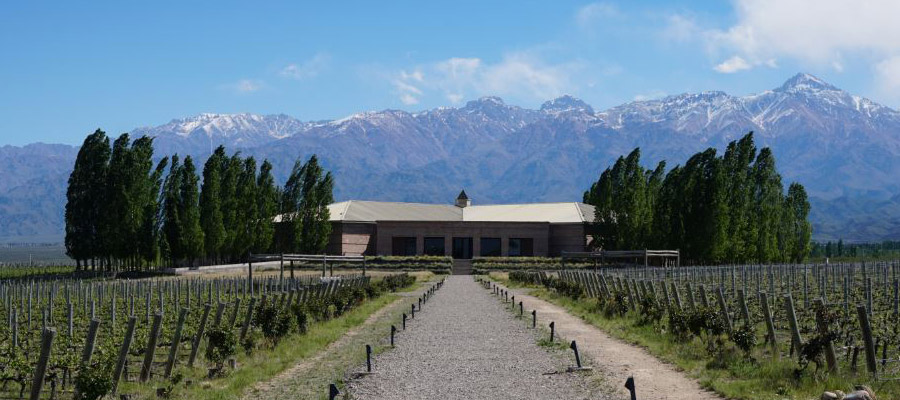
[205,326,237,369]
[252,300,296,344]
[74,359,113,400]
[731,323,758,356]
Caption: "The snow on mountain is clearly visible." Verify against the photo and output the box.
[4,73,900,242]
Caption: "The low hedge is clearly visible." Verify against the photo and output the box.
[287,256,451,273]
[472,257,596,273]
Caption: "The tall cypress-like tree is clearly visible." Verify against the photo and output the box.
[277,155,334,254]
[784,183,812,262]
[104,134,134,267]
[200,146,227,263]
[138,155,168,267]
[254,160,278,253]
[161,155,183,266]
[233,157,258,259]
[220,154,242,260]
[722,133,757,263]
[278,158,305,253]
[179,156,204,267]
[753,148,782,263]
[65,129,110,269]
[585,132,810,264]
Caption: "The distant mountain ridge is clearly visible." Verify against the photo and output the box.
[2,73,899,243]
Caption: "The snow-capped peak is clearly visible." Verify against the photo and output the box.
[777,73,838,92]
[540,95,594,114]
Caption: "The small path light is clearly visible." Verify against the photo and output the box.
[411,303,415,319]
[550,321,555,342]
[390,325,396,347]
[365,344,373,373]
[328,384,340,400]
[566,340,593,372]
[532,310,536,328]
[625,376,637,400]
[519,301,523,317]
[571,340,582,368]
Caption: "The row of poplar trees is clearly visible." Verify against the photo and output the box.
[583,132,812,264]
[65,130,333,270]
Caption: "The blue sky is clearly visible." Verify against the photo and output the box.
[2,0,900,146]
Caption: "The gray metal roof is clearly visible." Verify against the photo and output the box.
[325,200,595,224]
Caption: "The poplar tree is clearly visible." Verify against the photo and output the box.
[200,146,226,263]
[162,155,183,265]
[233,157,258,259]
[65,129,110,270]
[179,156,204,267]
[785,183,812,262]
[220,154,242,260]
[278,155,334,254]
[105,134,133,266]
[254,160,278,253]
[753,148,782,263]
[585,131,811,264]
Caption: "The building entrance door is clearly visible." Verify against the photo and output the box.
[452,237,473,259]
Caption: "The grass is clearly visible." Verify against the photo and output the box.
[485,273,895,400]
[118,273,438,400]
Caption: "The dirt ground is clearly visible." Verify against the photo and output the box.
[503,284,723,400]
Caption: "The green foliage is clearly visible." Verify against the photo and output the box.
[584,132,812,264]
[200,146,227,263]
[278,155,333,254]
[74,358,114,400]
[64,130,110,268]
[206,326,237,368]
[252,299,296,344]
[637,294,665,326]
[64,130,315,269]
[731,323,758,356]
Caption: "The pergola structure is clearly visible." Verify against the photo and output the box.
[561,249,680,268]
[247,253,366,295]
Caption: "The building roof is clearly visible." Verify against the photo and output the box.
[457,190,468,200]
[325,200,595,224]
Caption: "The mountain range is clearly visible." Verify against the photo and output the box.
[2,73,899,243]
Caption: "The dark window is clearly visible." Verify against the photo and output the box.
[509,238,534,257]
[480,237,501,257]
[391,237,417,256]
[424,237,445,256]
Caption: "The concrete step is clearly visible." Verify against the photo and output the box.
[451,259,473,275]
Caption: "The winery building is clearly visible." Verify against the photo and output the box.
[323,191,595,258]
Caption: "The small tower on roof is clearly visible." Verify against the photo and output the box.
[455,190,471,208]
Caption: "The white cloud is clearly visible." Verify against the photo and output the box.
[714,56,751,74]
[705,0,900,76]
[280,53,330,80]
[875,56,900,94]
[392,53,580,105]
[633,90,667,101]
[225,79,263,93]
[662,14,700,43]
[576,2,620,29]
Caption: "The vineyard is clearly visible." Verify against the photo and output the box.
[509,262,900,397]
[0,270,417,399]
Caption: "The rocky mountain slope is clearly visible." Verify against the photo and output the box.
[2,73,898,242]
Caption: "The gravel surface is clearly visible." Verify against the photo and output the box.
[347,276,603,400]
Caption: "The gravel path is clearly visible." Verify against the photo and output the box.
[347,276,602,400]
[505,285,724,400]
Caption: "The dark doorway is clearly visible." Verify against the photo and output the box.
[452,237,473,259]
